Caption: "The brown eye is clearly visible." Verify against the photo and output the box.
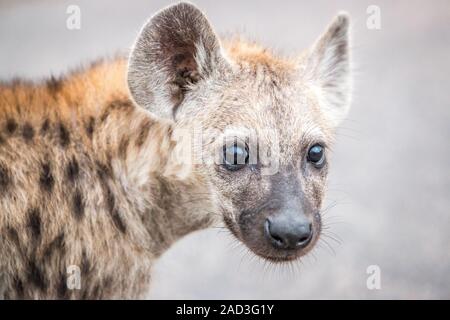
[307,144,325,168]
[223,141,249,171]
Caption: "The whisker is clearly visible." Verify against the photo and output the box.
[322,232,343,245]
[319,237,337,256]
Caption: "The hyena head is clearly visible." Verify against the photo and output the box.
[127,2,351,262]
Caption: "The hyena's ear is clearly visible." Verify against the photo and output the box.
[303,13,352,126]
[127,2,228,119]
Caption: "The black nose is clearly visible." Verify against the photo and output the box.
[264,215,313,250]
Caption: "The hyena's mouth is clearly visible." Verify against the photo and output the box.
[247,230,320,263]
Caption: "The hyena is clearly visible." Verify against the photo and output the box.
[0,2,351,299]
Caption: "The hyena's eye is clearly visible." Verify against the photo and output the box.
[223,141,249,171]
[307,144,325,168]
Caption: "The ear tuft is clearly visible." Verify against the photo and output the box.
[304,12,352,126]
[127,2,227,119]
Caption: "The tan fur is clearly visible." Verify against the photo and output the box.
[225,39,296,70]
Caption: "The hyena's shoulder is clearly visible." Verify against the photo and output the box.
[0,58,154,299]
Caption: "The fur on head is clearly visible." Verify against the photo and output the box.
[127,2,351,262]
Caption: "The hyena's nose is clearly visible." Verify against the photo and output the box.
[264,214,313,250]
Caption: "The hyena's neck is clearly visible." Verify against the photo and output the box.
[94,101,217,255]
[83,60,217,255]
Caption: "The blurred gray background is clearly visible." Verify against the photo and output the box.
[1,0,449,299]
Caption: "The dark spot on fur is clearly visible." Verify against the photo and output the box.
[0,162,10,193]
[27,260,47,291]
[118,136,129,159]
[155,176,174,205]
[111,210,127,234]
[58,123,70,147]
[272,79,279,88]
[13,276,25,299]
[96,161,113,181]
[40,119,50,135]
[99,182,116,213]
[135,118,153,147]
[97,165,125,233]
[80,290,88,300]
[85,116,95,139]
[57,272,69,299]
[141,209,165,244]
[5,118,17,134]
[66,157,80,182]
[100,99,133,123]
[39,162,54,192]
[105,152,113,171]
[91,284,102,299]
[46,75,62,96]
[27,208,41,241]
[81,250,92,275]
[103,184,115,213]
[103,276,113,291]
[172,53,187,65]
[72,190,85,220]
[0,134,4,144]
[22,122,34,141]
[6,226,20,248]
[42,232,65,260]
